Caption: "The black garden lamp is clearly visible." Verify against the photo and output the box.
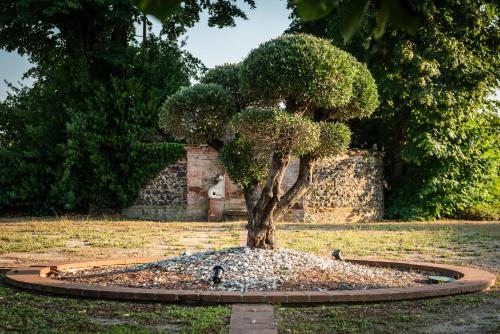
[332,249,343,261]
[212,265,224,284]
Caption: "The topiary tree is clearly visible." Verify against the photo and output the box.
[160,34,378,249]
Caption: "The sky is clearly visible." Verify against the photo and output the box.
[0,0,291,101]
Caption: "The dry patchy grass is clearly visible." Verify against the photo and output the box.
[1,217,498,273]
[277,220,500,273]
[0,217,240,267]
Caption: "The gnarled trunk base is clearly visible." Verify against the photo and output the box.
[246,220,276,249]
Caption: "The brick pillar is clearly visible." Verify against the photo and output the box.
[185,145,225,220]
[208,198,225,221]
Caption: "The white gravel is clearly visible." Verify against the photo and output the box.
[131,247,428,291]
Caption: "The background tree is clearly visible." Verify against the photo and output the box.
[288,0,500,220]
[160,34,378,248]
[0,0,250,214]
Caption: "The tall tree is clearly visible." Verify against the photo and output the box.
[288,0,500,219]
[1,0,245,213]
[160,34,378,248]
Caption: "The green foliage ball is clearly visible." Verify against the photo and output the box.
[159,83,236,144]
[331,63,379,120]
[240,33,357,110]
[232,107,320,157]
[313,122,351,158]
[219,138,270,190]
[200,63,248,108]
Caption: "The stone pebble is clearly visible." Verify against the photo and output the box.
[128,247,428,291]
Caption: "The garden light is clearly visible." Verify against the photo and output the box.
[212,265,224,284]
[428,276,455,284]
[332,249,343,261]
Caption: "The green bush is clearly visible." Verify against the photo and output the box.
[231,107,321,157]
[0,38,194,214]
[314,122,351,158]
[219,138,269,190]
[288,2,500,220]
[159,83,237,145]
[332,62,379,121]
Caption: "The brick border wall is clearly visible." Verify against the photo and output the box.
[5,258,495,304]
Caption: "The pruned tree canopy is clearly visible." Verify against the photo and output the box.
[200,63,249,109]
[240,34,357,111]
[159,83,236,145]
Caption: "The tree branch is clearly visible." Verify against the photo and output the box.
[274,154,316,220]
[252,150,290,225]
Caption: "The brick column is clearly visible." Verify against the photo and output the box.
[185,145,225,220]
[208,198,225,221]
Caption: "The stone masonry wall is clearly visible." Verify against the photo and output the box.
[123,147,385,222]
[122,158,188,221]
[304,151,384,222]
[134,158,187,206]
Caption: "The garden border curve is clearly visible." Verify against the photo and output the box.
[5,257,496,304]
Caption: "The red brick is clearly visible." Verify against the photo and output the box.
[80,287,100,298]
[364,289,395,302]
[387,288,410,300]
[199,291,221,303]
[264,292,286,304]
[156,291,178,302]
[331,291,356,302]
[285,292,310,303]
[221,291,243,303]
[447,282,464,295]
[241,291,266,303]
[308,292,331,303]
[177,290,199,302]
[6,256,496,306]
[59,283,86,296]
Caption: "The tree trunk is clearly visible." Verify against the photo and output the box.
[246,151,290,249]
[142,15,147,44]
[245,152,317,249]
[274,154,316,220]
[246,215,277,249]
[391,126,405,190]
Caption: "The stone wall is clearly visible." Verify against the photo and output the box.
[123,146,385,222]
[134,158,187,206]
[122,158,188,221]
[304,151,384,222]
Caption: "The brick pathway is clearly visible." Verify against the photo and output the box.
[229,304,277,334]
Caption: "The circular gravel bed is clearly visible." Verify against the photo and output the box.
[54,247,434,291]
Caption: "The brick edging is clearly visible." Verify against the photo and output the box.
[5,258,496,304]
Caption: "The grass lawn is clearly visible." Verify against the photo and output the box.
[0,273,230,333]
[0,217,499,333]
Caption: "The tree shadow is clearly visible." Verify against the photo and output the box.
[278,221,500,232]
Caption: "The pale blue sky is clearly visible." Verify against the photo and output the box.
[0,0,291,101]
